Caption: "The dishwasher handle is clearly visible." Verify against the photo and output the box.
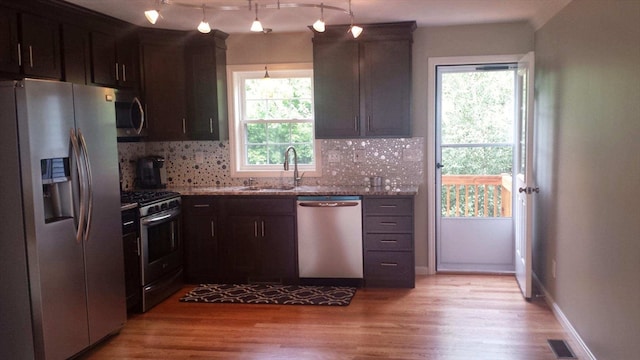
[298,201,360,208]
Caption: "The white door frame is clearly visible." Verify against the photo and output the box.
[426,54,525,275]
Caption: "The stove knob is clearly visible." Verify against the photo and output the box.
[148,205,159,214]
[169,200,179,208]
[161,203,168,210]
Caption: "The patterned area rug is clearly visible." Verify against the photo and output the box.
[180,284,356,306]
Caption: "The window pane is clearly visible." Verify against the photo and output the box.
[441,70,514,144]
[441,146,513,176]
[246,123,266,144]
[267,123,291,143]
[246,100,267,120]
[294,143,313,164]
[291,122,313,143]
[267,144,288,164]
[247,145,268,165]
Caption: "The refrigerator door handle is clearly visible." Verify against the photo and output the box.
[70,129,85,243]
[78,129,94,242]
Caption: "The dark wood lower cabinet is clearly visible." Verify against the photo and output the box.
[121,208,141,312]
[182,196,220,283]
[182,195,415,288]
[363,196,415,288]
[182,196,297,285]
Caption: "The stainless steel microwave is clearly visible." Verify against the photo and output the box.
[115,89,146,141]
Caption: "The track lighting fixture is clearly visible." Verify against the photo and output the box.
[250,3,264,32]
[197,7,211,33]
[142,0,363,38]
[312,3,325,32]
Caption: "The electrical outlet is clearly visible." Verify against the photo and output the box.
[327,150,340,163]
[552,259,557,279]
[195,151,205,164]
[353,149,365,162]
[402,148,421,162]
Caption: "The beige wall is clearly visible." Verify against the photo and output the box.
[534,1,640,358]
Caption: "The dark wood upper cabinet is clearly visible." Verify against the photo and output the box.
[19,13,61,79]
[90,30,138,88]
[312,22,416,139]
[313,40,360,138]
[0,7,61,79]
[61,23,90,85]
[185,32,229,141]
[140,31,188,141]
[0,6,20,75]
[140,29,229,142]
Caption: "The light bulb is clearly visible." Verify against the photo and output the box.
[313,19,325,32]
[350,25,363,38]
[313,4,325,32]
[198,21,211,33]
[144,10,159,24]
[251,19,263,32]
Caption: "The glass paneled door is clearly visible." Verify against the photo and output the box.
[436,64,517,272]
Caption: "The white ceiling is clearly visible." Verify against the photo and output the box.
[62,0,571,34]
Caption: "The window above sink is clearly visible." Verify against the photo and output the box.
[227,63,321,179]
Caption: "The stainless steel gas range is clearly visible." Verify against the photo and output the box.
[121,191,183,312]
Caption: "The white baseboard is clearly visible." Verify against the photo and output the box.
[533,273,597,360]
[415,266,429,275]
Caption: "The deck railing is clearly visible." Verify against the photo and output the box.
[441,174,512,217]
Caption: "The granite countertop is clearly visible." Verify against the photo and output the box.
[168,185,418,196]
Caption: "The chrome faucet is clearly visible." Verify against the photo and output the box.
[283,146,301,187]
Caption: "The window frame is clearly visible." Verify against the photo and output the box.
[227,63,321,178]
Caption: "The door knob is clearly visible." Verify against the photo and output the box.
[518,187,539,194]
[436,162,444,169]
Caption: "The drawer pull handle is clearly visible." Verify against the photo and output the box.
[123,220,134,226]
[380,262,398,267]
[380,222,397,226]
[380,239,397,243]
[193,204,210,208]
[380,205,397,208]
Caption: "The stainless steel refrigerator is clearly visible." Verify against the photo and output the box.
[0,79,126,359]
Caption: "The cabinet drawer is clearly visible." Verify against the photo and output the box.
[364,251,414,287]
[365,233,413,251]
[364,197,413,215]
[183,196,217,215]
[225,197,295,215]
[365,216,413,233]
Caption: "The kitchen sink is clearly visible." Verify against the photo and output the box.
[242,185,296,191]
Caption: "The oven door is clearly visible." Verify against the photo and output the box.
[140,207,182,285]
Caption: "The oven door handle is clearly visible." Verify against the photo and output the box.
[141,209,180,226]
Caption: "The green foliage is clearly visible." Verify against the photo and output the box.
[243,77,314,166]
[440,69,515,217]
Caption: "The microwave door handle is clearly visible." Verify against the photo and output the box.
[132,97,145,135]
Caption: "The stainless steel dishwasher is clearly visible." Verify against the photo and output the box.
[296,196,363,282]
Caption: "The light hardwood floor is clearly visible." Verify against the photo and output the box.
[80,275,582,359]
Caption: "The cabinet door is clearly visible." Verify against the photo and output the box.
[185,41,226,140]
[226,215,260,279]
[313,40,360,138]
[116,34,138,88]
[183,215,218,283]
[141,42,187,141]
[362,40,412,137]
[90,31,117,86]
[259,215,296,283]
[62,24,90,85]
[183,197,220,283]
[20,13,61,79]
[0,7,20,74]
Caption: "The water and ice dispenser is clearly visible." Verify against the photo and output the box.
[41,157,73,223]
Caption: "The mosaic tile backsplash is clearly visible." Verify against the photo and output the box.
[118,138,424,190]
